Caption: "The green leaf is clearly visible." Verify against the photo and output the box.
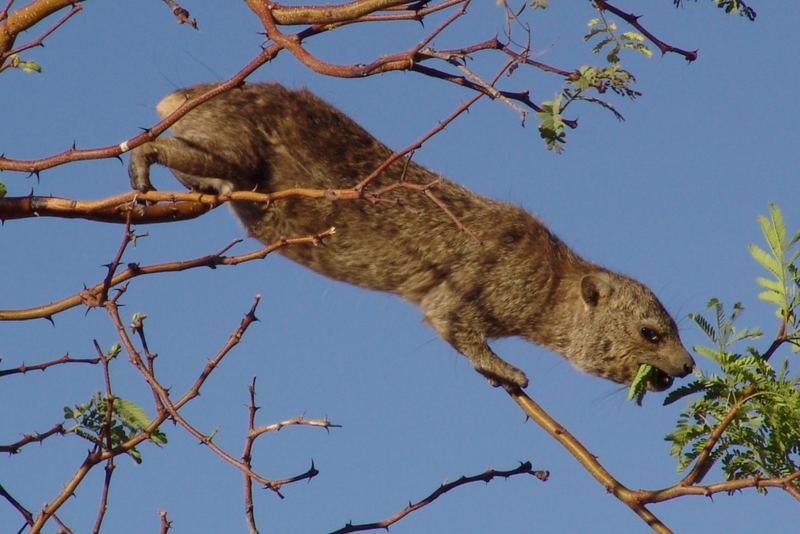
[757,290,785,306]
[627,363,654,405]
[749,244,782,278]
[788,229,800,250]
[756,277,783,292]
[663,380,707,405]
[689,312,716,341]
[693,344,721,362]
[768,203,786,249]
[0,182,6,198]
[757,214,781,260]
[536,96,565,153]
[114,398,151,430]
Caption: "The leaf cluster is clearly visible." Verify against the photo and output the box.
[673,0,757,21]
[64,392,167,464]
[535,96,565,153]
[665,204,800,492]
[585,18,652,64]
[749,204,800,336]
[535,12,649,152]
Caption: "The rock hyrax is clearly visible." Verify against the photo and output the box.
[128,82,695,391]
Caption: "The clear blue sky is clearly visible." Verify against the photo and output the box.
[2,1,798,532]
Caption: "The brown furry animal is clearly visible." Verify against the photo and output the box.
[128,82,695,390]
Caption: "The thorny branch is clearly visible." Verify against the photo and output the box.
[506,383,800,534]
[0,423,65,453]
[243,378,261,534]
[92,340,116,534]
[0,353,100,377]
[0,228,336,321]
[23,291,324,532]
[0,0,585,174]
[0,483,33,529]
[242,377,341,531]
[105,297,293,496]
[1,2,81,62]
[594,0,698,61]
[331,462,548,534]
[0,0,82,61]
[0,47,282,172]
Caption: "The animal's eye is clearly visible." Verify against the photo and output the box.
[640,327,660,344]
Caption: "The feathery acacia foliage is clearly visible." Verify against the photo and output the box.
[665,205,800,491]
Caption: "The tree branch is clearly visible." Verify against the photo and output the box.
[2,2,81,60]
[0,46,281,173]
[594,0,698,61]
[0,0,81,59]
[678,386,757,487]
[161,0,197,29]
[331,462,547,533]
[0,353,100,377]
[0,228,335,321]
[506,387,672,533]
[0,423,65,453]
[0,482,34,528]
[268,0,412,25]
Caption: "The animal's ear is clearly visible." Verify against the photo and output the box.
[580,273,613,307]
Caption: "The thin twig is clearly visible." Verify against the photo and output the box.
[0,0,79,57]
[331,462,547,533]
[3,3,82,58]
[0,354,101,377]
[0,45,281,173]
[95,218,136,308]
[251,416,341,438]
[678,386,757,487]
[762,316,787,362]
[0,229,336,321]
[594,0,697,61]
[0,483,33,527]
[642,470,800,503]
[105,297,288,496]
[159,509,171,533]
[0,0,15,22]
[91,340,116,534]
[243,378,259,534]
[161,0,197,29]
[354,87,482,193]
[0,423,65,454]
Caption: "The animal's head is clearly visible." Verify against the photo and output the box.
[568,271,695,391]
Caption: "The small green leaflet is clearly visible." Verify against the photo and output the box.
[627,363,655,405]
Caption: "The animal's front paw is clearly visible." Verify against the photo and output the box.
[479,363,528,390]
[128,147,157,193]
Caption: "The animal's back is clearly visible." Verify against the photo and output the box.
[157,83,565,310]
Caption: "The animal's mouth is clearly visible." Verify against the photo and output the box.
[647,366,674,391]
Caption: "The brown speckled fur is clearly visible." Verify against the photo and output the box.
[128,83,695,390]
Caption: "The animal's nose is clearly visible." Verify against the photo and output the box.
[679,356,696,377]
[671,349,696,377]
